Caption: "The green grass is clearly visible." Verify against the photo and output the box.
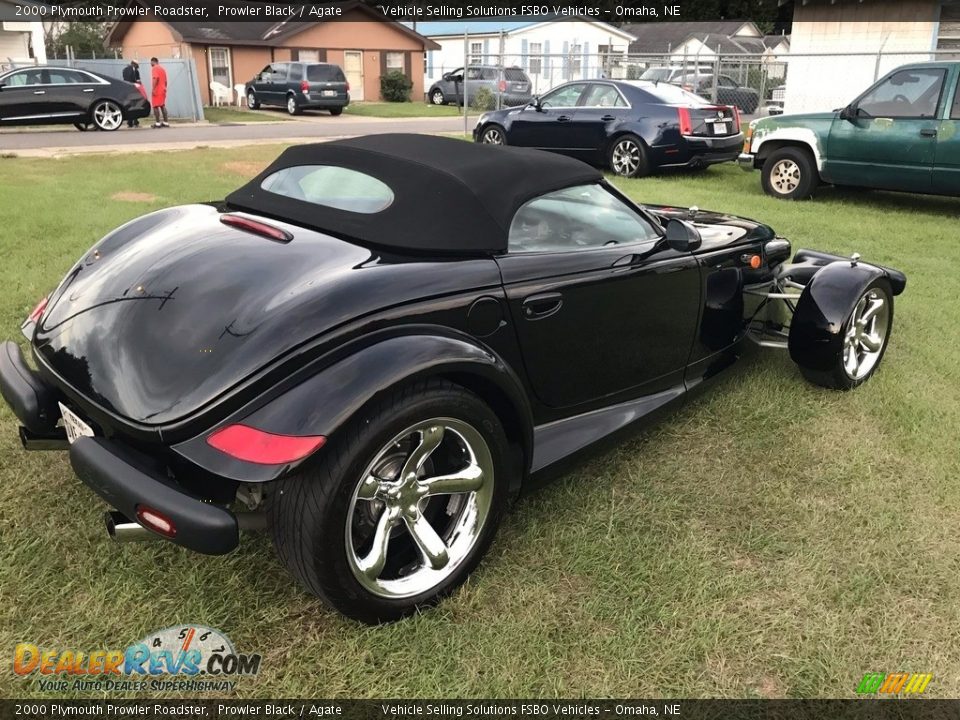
[1,147,959,699]
[344,101,463,118]
[203,106,292,124]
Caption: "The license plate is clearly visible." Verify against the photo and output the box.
[713,122,728,135]
[59,402,94,444]
[322,90,337,97]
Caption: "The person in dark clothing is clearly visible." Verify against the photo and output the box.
[121,60,142,127]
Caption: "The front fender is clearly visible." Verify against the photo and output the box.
[172,333,532,484]
[788,259,898,373]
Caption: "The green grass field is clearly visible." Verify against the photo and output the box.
[344,101,463,118]
[1,146,959,699]
[203,106,293,124]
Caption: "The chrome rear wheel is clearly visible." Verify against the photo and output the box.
[842,288,891,381]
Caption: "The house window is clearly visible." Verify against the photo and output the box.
[528,42,542,74]
[209,46,232,89]
[385,51,404,74]
[470,42,482,64]
[298,49,320,62]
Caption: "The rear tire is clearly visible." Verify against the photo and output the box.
[799,280,893,390]
[761,146,818,200]
[268,379,511,624]
[286,95,302,116]
[608,134,650,178]
[330,107,343,116]
[91,100,123,131]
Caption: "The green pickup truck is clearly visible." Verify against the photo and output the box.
[739,62,960,199]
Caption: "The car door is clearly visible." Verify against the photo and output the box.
[823,66,947,192]
[496,182,701,409]
[0,68,46,122]
[251,65,273,101]
[269,63,289,103]
[44,68,94,118]
[570,83,634,161]
[508,82,588,151]
[932,69,960,195]
[440,66,463,102]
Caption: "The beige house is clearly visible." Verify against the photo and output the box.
[0,0,46,71]
[107,3,439,105]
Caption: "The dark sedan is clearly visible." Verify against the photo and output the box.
[678,73,761,114]
[0,66,151,131]
[473,80,744,177]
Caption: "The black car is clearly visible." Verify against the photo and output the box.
[245,61,349,116]
[678,73,761,114]
[0,66,150,131]
[0,135,905,624]
[473,80,744,177]
[428,65,532,107]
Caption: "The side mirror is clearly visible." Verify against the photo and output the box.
[665,219,702,253]
[839,103,857,122]
[530,95,542,111]
[442,72,452,81]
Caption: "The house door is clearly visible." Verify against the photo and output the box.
[209,47,232,90]
[344,51,363,101]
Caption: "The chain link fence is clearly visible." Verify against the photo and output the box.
[426,44,960,121]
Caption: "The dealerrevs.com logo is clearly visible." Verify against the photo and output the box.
[13,625,261,693]
[856,672,933,695]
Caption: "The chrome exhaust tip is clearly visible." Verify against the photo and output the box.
[104,511,154,543]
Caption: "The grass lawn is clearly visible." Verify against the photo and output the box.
[1,146,959,699]
[344,101,463,118]
[203,106,292,124]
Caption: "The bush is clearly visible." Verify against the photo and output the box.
[380,70,412,103]
[471,86,496,111]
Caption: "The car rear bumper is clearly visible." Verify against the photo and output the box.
[126,97,152,119]
[70,436,239,555]
[738,152,757,170]
[298,91,349,108]
[660,133,744,168]
[0,340,239,556]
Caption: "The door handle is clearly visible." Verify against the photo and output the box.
[556,115,571,122]
[920,128,937,138]
[33,90,45,95]
[521,292,563,320]
[82,88,94,93]
[601,114,616,121]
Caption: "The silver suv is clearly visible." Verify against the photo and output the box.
[428,65,532,107]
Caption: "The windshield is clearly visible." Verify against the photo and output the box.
[640,68,672,82]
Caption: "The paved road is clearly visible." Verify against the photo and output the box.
[0,115,470,154]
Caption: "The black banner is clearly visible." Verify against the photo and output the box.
[1,700,959,720]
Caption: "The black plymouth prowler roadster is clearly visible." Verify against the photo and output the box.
[0,135,906,623]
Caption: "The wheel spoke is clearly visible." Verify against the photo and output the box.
[358,507,398,579]
[404,512,449,570]
[421,463,483,496]
[399,425,444,481]
[844,343,859,375]
[356,475,382,500]
[860,333,882,352]
[859,298,884,324]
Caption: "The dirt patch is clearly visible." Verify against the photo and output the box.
[111,191,158,202]
[222,161,268,177]
[754,674,786,698]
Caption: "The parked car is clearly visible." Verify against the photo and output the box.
[766,85,786,116]
[740,61,960,199]
[0,134,906,623]
[678,73,761,114]
[474,79,744,177]
[639,65,712,84]
[245,61,349,116]
[428,65,532,107]
[0,66,150,131]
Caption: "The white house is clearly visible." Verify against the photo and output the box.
[782,0,958,113]
[0,0,46,71]
[419,19,636,94]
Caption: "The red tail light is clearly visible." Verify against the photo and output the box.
[678,107,692,136]
[300,80,309,92]
[498,79,507,92]
[732,105,741,131]
[207,424,326,465]
[136,505,177,538]
[27,296,48,323]
[345,81,350,92]
[220,214,292,243]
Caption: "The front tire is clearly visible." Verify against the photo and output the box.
[74,122,94,131]
[247,90,260,110]
[761,146,818,199]
[799,280,893,390]
[479,124,507,145]
[430,88,446,106]
[91,100,123,131]
[286,95,302,116]
[268,379,511,624]
[608,134,650,178]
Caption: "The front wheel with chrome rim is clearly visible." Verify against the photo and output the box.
[268,379,510,623]
[800,280,894,390]
[761,146,818,200]
[480,125,507,145]
[607,134,649,178]
[91,100,124,131]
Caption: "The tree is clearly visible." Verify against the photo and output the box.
[46,21,111,59]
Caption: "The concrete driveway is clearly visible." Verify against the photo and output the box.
[0,115,470,157]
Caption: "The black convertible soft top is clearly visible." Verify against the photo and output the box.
[225,134,602,255]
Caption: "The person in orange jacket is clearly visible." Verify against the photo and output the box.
[150,57,169,128]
